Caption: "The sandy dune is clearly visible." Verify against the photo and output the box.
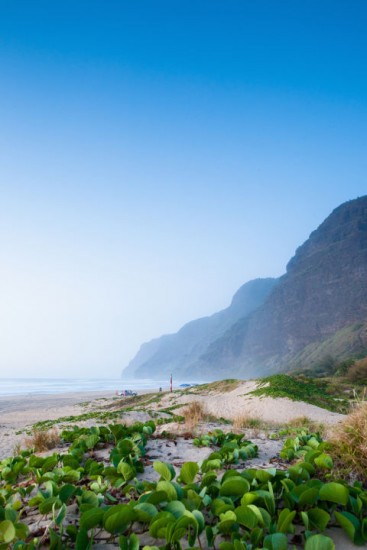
[0,381,344,460]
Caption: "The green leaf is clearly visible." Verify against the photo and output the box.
[202,458,222,472]
[319,482,349,505]
[4,509,17,523]
[0,520,16,544]
[42,455,59,472]
[305,534,335,550]
[276,508,296,534]
[192,509,205,533]
[14,521,29,541]
[104,504,136,534]
[76,528,92,550]
[235,505,258,529]
[166,501,186,519]
[39,497,62,515]
[180,462,199,484]
[246,504,264,526]
[119,533,140,550]
[153,460,175,481]
[299,488,319,506]
[85,434,99,449]
[307,508,330,531]
[117,461,135,481]
[334,511,360,542]
[130,533,140,550]
[134,503,158,523]
[156,480,177,501]
[217,510,237,535]
[144,490,169,505]
[263,533,288,550]
[172,512,198,545]
[59,484,77,503]
[55,503,67,526]
[219,543,234,550]
[49,527,62,549]
[80,508,105,531]
[220,477,250,498]
[205,525,214,547]
[255,468,276,482]
[149,512,176,538]
[314,453,333,470]
[301,511,309,530]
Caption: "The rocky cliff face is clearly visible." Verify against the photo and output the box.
[195,196,367,377]
[123,278,278,378]
[124,196,367,380]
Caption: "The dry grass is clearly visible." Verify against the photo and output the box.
[232,414,263,431]
[24,428,60,452]
[329,402,367,478]
[181,401,207,431]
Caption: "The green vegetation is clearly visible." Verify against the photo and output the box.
[251,374,349,413]
[289,322,367,376]
[1,417,367,548]
[191,379,241,394]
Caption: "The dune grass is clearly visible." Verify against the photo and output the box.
[193,379,241,393]
[330,401,367,478]
[251,374,349,413]
[25,428,60,452]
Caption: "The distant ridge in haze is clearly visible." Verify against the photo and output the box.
[123,278,278,378]
[123,196,367,380]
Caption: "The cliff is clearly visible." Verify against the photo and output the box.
[123,278,278,378]
[195,196,367,377]
[123,196,367,380]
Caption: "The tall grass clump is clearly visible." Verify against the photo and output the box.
[181,401,207,430]
[330,402,367,478]
[25,428,60,452]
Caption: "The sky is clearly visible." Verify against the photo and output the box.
[0,1,366,378]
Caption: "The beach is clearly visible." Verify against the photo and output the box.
[0,381,344,461]
[0,390,115,459]
[0,382,358,549]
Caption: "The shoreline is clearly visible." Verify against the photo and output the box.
[0,390,126,460]
[0,381,345,461]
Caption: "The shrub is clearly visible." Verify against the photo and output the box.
[24,428,60,452]
[345,357,367,384]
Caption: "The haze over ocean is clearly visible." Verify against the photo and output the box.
[1,1,366,378]
[0,378,177,397]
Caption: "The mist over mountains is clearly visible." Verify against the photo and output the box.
[123,196,367,380]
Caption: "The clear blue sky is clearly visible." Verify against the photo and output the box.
[1,1,366,377]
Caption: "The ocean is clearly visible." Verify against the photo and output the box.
[0,377,175,397]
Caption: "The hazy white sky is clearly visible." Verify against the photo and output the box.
[1,1,366,377]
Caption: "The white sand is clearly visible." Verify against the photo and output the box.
[0,391,114,459]
[0,381,344,460]
[157,381,344,424]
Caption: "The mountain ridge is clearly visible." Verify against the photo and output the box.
[123,195,367,380]
[123,278,278,378]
